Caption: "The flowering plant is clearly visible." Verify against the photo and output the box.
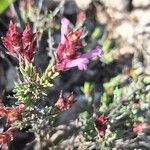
[0,0,149,149]
[0,16,102,149]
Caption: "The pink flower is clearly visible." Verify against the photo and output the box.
[55,46,102,71]
[65,29,83,58]
[56,18,83,62]
[55,92,75,111]
[55,17,102,72]
[2,21,36,62]
[61,17,70,44]
[95,114,108,137]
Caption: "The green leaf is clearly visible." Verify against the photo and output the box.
[103,75,121,95]
[102,39,115,53]
[0,0,14,14]
[80,111,89,120]
[81,82,95,96]
[91,27,102,40]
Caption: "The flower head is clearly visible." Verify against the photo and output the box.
[95,114,108,137]
[55,17,102,72]
[57,18,83,62]
[65,29,83,58]
[55,92,75,111]
[55,46,102,71]
[2,21,36,62]
[2,21,22,58]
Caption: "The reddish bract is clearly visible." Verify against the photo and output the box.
[65,29,83,58]
[2,21,36,62]
[0,129,15,150]
[55,93,75,111]
[95,114,108,137]
[0,104,25,125]
[56,29,83,62]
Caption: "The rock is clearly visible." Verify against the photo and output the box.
[145,67,150,75]
[115,21,134,43]
[96,5,109,24]
[131,9,150,55]
[132,0,150,7]
[75,0,92,10]
[101,0,130,11]
[132,10,150,27]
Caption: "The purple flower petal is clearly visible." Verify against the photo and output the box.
[61,17,70,44]
[81,46,102,59]
[66,46,102,70]
[66,57,89,70]
[55,45,103,71]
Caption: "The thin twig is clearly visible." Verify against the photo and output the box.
[38,0,44,14]
[47,28,55,66]
[52,0,66,17]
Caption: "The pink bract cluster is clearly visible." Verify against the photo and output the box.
[0,129,16,150]
[0,100,24,150]
[0,103,25,125]
[95,114,108,137]
[55,17,102,71]
[2,21,36,62]
[55,92,75,111]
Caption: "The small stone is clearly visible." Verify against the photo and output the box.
[119,46,135,55]
[96,5,109,24]
[75,0,92,10]
[101,0,130,11]
[145,67,150,75]
[132,10,150,27]
[132,0,150,7]
[143,76,150,84]
[115,22,134,43]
